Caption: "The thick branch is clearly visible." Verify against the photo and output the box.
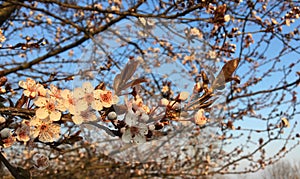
[0,0,22,27]
[0,152,22,179]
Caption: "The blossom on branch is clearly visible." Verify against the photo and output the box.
[93,89,119,108]
[30,116,60,143]
[19,78,46,98]
[0,116,5,124]
[32,153,49,170]
[16,120,31,143]
[61,89,76,114]
[73,82,102,111]
[121,108,148,144]
[34,97,62,121]
[72,108,97,125]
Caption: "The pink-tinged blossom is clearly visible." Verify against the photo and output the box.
[16,120,31,142]
[32,153,49,170]
[47,85,67,112]
[72,108,97,125]
[61,89,76,114]
[121,109,148,144]
[131,95,150,115]
[34,97,62,121]
[30,116,60,143]
[73,82,102,111]
[47,84,62,99]
[94,89,119,108]
[19,78,46,98]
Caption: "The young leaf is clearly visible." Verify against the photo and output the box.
[113,74,121,95]
[122,78,148,90]
[113,60,139,95]
[120,60,139,84]
[212,59,240,90]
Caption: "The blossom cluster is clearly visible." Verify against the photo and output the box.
[0,78,211,147]
[1,79,119,146]
[1,62,213,147]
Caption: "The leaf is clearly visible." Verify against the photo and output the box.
[113,60,139,95]
[120,60,139,84]
[212,59,240,90]
[206,70,216,85]
[113,74,121,95]
[121,78,148,90]
[113,104,127,115]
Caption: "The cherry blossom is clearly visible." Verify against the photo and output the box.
[178,91,190,101]
[93,89,119,108]
[19,78,46,98]
[72,108,97,125]
[32,153,49,170]
[47,84,63,100]
[131,95,150,115]
[34,97,62,121]
[16,120,31,142]
[73,82,102,111]
[30,116,60,143]
[61,89,76,114]
[121,109,148,144]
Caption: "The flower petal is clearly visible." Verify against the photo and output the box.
[82,82,94,93]
[18,80,27,89]
[133,133,146,144]
[91,100,103,111]
[93,89,101,99]
[125,110,138,126]
[34,97,47,107]
[72,115,83,125]
[30,128,40,139]
[36,108,49,119]
[49,111,61,121]
[73,88,85,99]
[39,131,53,143]
[74,99,88,111]
[121,129,132,143]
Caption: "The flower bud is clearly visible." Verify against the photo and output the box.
[0,128,11,138]
[107,111,117,120]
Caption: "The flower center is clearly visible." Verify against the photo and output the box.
[80,110,91,119]
[40,124,48,131]
[85,93,94,103]
[130,126,140,136]
[100,91,112,103]
[46,102,56,111]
